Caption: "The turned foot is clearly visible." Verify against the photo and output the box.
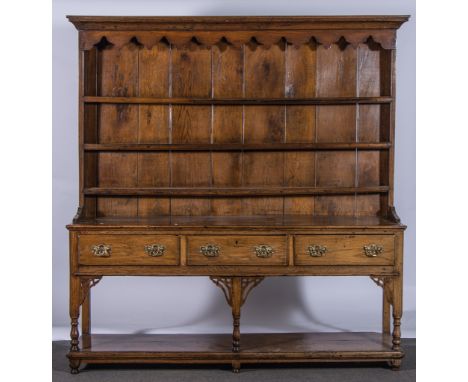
[388,359,401,370]
[232,360,241,373]
[69,359,81,374]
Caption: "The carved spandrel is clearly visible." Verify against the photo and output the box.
[210,276,264,307]
[210,277,233,305]
[79,277,102,305]
[370,275,393,305]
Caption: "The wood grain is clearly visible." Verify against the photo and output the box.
[171,44,212,215]
[187,235,287,265]
[78,234,179,265]
[243,43,285,215]
[294,234,395,265]
[68,15,407,373]
[97,44,139,216]
[211,43,244,215]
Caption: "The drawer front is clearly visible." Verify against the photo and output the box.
[294,235,395,266]
[78,235,179,265]
[187,236,287,266]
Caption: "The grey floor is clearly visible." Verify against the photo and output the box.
[53,338,415,382]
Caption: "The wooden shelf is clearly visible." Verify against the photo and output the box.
[84,142,391,152]
[82,96,393,105]
[68,332,402,364]
[70,215,403,229]
[84,186,389,197]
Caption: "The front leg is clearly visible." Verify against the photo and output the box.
[210,276,264,373]
[69,275,81,373]
[231,277,242,352]
[392,274,403,353]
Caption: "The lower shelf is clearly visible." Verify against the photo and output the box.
[68,332,403,364]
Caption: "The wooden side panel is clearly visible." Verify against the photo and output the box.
[97,44,139,216]
[138,43,171,216]
[243,43,285,215]
[83,49,98,144]
[171,44,212,215]
[83,49,99,217]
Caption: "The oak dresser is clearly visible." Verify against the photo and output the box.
[66,15,408,373]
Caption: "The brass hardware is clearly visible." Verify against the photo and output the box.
[200,244,220,257]
[363,244,384,257]
[144,244,166,257]
[91,244,111,257]
[307,245,327,257]
[254,245,274,258]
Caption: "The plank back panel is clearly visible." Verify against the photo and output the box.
[78,32,396,220]
[137,43,171,216]
[211,43,244,215]
[171,43,212,216]
[97,44,139,217]
[284,42,316,214]
[242,43,285,215]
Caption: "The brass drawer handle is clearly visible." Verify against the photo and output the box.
[363,244,384,257]
[144,244,166,257]
[307,245,327,257]
[200,244,220,257]
[255,245,274,258]
[91,244,111,257]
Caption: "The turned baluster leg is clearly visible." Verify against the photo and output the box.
[389,231,404,370]
[210,276,264,373]
[81,287,91,336]
[69,275,81,374]
[389,273,403,370]
[231,277,242,354]
[382,278,392,335]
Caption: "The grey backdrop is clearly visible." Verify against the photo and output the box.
[53,0,416,339]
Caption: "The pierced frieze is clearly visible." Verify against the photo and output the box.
[80,30,397,51]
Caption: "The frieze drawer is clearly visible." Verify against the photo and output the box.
[294,235,395,266]
[187,236,288,266]
[78,234,180,266]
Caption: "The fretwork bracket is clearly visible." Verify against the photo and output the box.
[210,276,264,307]
[370,275,393,305]
[79,276,102,305]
